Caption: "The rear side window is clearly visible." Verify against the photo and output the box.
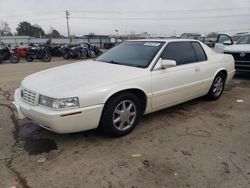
[161,42,196,65]
[191,42,207,62]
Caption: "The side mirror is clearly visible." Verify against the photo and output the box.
[161,59,176,69]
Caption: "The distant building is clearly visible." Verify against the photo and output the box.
[0,35,112,48]
[121,32,151,40]
[181,33,201,40]
[0,36,32,47]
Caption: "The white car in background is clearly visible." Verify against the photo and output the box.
[13,39,235,137]
[214,33,250,72]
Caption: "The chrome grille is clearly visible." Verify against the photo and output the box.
[21,88,38,105]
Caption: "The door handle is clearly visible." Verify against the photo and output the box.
[195,67,200,72]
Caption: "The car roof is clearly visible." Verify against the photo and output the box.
[128,38,201,43]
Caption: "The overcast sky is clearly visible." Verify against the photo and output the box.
[0,0,249,36]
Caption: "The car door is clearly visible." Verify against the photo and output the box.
[151,41,204,109]
[214,34,233,53]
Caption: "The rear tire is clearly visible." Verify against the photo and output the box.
[63,52,70,59]
[206,72,226,100]
[42,53,51,62]
[10,54,20,63]
[100,93,141,137]
[88,51,96,58]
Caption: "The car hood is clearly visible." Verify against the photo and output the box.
[21,60,148,98]
[224,44,250,53]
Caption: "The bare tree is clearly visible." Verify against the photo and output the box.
[0,20,12,36]
[89,32,95,36]
[207,32,218,38]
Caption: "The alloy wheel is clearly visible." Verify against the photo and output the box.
[213,76,223,97]
[112,100,137,131]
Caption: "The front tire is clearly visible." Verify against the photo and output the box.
[100,93,141,137]
[206,72,226,100]
[26,54,34,62]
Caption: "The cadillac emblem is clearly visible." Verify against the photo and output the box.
[239,53,246,58]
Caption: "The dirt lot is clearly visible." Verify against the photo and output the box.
[0,59,250,188]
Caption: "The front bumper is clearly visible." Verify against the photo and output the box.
[12,89,104,133]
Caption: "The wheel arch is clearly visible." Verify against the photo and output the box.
[214,68,228,80]
[103,87,148,114]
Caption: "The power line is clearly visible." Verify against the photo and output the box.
[71,13,250,21]
[71,7,250,14]
[0,10,63,19]
[6,17,63,23]
[1,7,250,19]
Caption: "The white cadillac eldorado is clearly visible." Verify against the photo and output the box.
[12,39,235,137]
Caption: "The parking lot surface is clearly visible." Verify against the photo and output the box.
[0,59,250,188]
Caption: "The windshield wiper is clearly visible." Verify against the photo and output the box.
[107,60,144,68]
[97,59,143,68]
[106,60,123,65]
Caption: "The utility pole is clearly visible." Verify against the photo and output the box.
[65,10,71,43]
[115,29,118,43]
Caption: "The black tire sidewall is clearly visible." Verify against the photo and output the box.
[100,93,142,137]
[26,54,34,62]
[63,53,70,59]
[10,54,20,63]
[207,73,225,100]
[42,54,51,62]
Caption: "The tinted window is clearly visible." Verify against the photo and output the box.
[192,42,207,62]
[161,42,196,65]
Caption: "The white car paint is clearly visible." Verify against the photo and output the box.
[214,33,250,53]
[12,39,235,133]
[215,43,250,53]
[223,44,250,53]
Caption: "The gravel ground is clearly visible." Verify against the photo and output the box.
[0,58,250,188]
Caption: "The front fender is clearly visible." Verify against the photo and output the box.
[103,85,150,103]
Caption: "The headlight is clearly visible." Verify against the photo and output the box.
[39,95,79,109]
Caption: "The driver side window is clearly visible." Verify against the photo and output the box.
[160,42,197,65]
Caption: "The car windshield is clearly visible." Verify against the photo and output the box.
[96,41,164,68]
[231,36,242,42]
[237,35,250,44]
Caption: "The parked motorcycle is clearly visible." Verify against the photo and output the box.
[80,43,102,58]
[25,44,51,62]
[63,44,84,59]
[50,44,63,57]
[13,46,28,58]
[92,45,103,57]
[0,44,20,64]
[61,43,102,60]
